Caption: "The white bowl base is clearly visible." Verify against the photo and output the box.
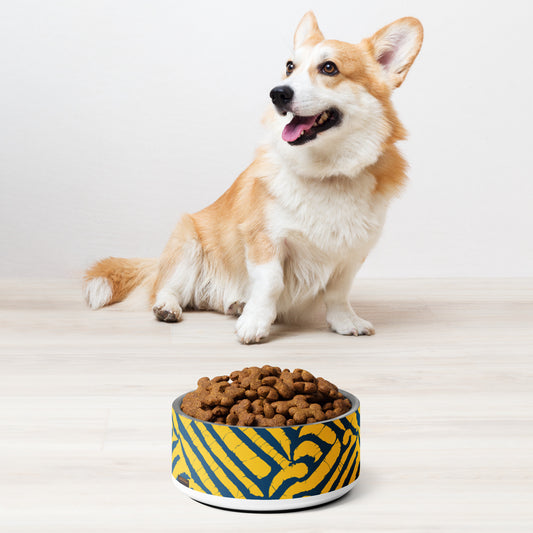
[172,476,358,511]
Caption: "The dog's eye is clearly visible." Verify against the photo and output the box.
[320,61,339,76]
[286,61,295,76]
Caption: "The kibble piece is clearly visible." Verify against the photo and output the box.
[256,414,287,427]
[263,402,275,419]
[273,380,292,399]
[292,410,307,425]
[212,375,230,383]
[212,405,229,417]
[251,398,264,414]
[194,408,213,422]
[261,376,278,387]
[294,381,317,394]
[257,386,279,401]
[301,370,315,382]
[245,389,258,401]
[317,377,339,398]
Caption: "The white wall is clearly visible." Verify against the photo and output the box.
[1,0,532,278]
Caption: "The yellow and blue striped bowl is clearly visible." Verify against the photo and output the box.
[171,391,360,511]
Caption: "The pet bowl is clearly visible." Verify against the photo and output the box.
[171,391,360,511]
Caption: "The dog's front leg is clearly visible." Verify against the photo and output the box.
[236,255,283,344]
[325,261,375,336]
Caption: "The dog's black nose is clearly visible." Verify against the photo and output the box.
[270,85,294,108]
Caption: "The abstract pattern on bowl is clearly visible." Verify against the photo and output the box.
[171,391,360,501]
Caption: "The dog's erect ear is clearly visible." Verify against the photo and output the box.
[368,17,423,89]
[294,11,324,49]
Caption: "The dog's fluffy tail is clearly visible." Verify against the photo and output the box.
[83,257,157,309]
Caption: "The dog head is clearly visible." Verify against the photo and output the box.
[266,12,423,179]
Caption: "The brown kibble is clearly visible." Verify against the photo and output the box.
[181,367,351,426]
[257,385,279,401]
[197,377,210,388]
[301,370,315,382]
[333,398,350,410]
[317,377,339,398]
[238,367,262,390]
[261,376,278,387]
[261,365,281,377]
[307,391,327,404]
[245,389,258,401]
[293,381,317,394]
[293,368,304,380]
[219,396,235,408]
[271,414,286,426]
[227,399,255,426]
[280,370,295,385]
[254,415,269,427]
[263,403,275,418]
[239,413,255,426]
[272,394,308,417]
[235,398,251,410]
[314,410,326,422]
[194,408,213,422]
[226,385,246,400]
[256,414,286,427]
[271,400,290,416]
[292,410,307,424]
[181,394,202,412]
[212,405,229,417]
[251,399,264,414]
[273,380,292,399]
[289,402,326,424]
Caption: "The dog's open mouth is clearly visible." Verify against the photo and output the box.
[282,108,341,145]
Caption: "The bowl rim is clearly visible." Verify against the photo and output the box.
[172,389,359,429]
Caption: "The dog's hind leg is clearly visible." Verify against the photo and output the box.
[151,215,202,323]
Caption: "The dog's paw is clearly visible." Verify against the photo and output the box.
[153,301,183,323]
[328,311,375,336]
[235,311,272,344]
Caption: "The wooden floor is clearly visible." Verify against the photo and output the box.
[1,279,532,532]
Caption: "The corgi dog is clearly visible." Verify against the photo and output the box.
[84,12,423,344]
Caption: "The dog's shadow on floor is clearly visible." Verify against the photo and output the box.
[259,297,433,343]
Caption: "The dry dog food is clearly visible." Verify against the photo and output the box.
[181,365,351,426]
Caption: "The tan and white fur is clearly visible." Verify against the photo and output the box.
[84,12,423,344]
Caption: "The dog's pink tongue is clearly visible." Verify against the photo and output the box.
[282,114,318,142]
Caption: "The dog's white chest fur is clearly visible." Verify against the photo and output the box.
[266,168,388,309]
